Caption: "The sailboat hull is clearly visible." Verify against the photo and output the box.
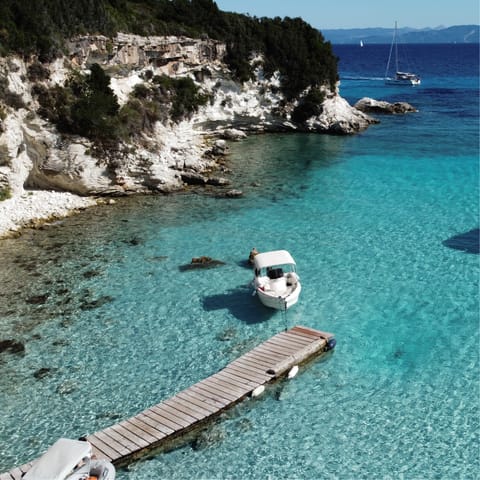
[385,76,421,86]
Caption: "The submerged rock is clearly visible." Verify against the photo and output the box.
[56,379,78,395]
[0,339,25,356]
[191,426,226,451]
[216,327,237,341]
[26,294,49,305]
[82,269,101,279]
[179,256,226,271]
[80,295,115,310]
[34,367,55,379]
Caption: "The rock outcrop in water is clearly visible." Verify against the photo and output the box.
[0,33,376,236]
[354,97,418,115]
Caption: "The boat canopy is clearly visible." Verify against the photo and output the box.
[24,438,92,480]
[253,250,296,270]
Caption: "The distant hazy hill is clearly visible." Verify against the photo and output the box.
[322,25,480,44]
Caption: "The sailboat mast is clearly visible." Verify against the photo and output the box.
[385,22,396,79]
[394,21,399,73]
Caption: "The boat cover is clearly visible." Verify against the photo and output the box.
[24,438,92,480]
[253,250,295,269]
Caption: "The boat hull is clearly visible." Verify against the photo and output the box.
[385,77,420,86]
[256,283,302,310]
[252,250,301,311]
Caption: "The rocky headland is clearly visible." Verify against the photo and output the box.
[0,33,379,238]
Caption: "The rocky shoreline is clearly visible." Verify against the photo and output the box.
[0,33,416,240]
[0,190,98,238]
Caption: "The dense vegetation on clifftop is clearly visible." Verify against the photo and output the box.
[0,0,338,97]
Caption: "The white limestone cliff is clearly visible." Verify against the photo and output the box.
[0,33,375,238]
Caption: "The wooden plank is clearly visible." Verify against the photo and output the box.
[223,362,268,382]
[202,376,250,400]
[267,334,303,348]
[225,363,269,383]
[253,343,290,358]
[187,384,231,407]
[238,352,279,370]
[92,429,131,457]
[291,326,327,339]
[135,411,176,436]
[250,343,285,358]
[195,376,243,402]
[163,398,206,422]
[239,351,278,369]
[212,370,259,390]
[244,349,284,366]
[255,342,293,357]
[268,334,309,350]
[230,357,271,375]
[121,418,162,444]
[111,423,153,449]
[279,331,313,346]
[1,325,334,475]
[242,351,283,371]
[89,441,112,461]
[267,339,326,376]
[179,387,229,413]
[150,403,196,427]
[208,372,254,392]
[100,426,138,454]
[283,330,320,344]
[262,340,298,355]
[203,374,250,397]
[174,391,218,415]
[284,329,319,341]
[165,395,212,419]
[270,332,306,347]
[86,434,119,461]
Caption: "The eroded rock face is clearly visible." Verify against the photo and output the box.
[0,33,379,204]
[68,34,226,74]
[307,93,378,134]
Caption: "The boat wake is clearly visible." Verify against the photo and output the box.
[341,75,385,81]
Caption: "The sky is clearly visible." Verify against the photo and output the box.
[214,0,480,29]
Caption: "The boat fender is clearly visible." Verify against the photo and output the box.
[326,338,337,351]
[251,385,265,397]
[287,365,299,379]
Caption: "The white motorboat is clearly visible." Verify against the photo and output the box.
[384,21,421,86]
[252,250,301,310]
[23,438,115,480]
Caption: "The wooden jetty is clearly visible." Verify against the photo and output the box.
[1,325,335,479]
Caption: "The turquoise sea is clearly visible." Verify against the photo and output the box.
[0,44,478,479]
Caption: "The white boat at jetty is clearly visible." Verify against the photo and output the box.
[384,21,420,86]
[253,250,301,310]
[23,438,116,480]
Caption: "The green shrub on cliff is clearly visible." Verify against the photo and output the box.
[0,186,12,201]
[292,88,326,123]
[33,65,209,149]
[153,75,209,121]
[35,63,121,145]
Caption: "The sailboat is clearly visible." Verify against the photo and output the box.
[384,22,420,86]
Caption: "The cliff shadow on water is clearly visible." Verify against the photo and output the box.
[224,133,347,201]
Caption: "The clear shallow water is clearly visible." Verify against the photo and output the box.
[0,44,479,479]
